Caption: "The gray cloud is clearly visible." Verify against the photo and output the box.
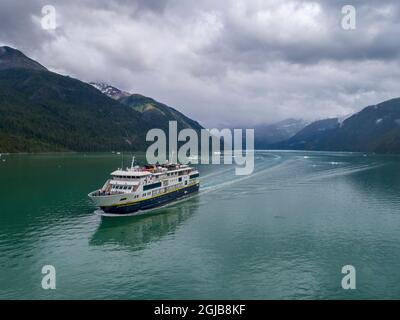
[1,0,400,127]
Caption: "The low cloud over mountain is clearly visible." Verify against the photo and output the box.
[1,1,400,127]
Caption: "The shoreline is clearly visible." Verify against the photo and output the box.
[2,149,400,157]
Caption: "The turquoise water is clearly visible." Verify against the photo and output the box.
[1,151,400,299]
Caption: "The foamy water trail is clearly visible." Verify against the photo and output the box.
[301,163,382,182]
[199,157,291,194]
[199,166,234,180]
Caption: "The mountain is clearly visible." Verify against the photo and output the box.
[90,83,203,132]
[0,46,47,71]
[118,94,203,132]
[0,47,166,152]
[274,118,339,150]
[89,82,130,100]
[275,98,400,153]
[253,118,307,149]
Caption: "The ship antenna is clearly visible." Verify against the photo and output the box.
[121,152,124,170]
[131,155,135,169]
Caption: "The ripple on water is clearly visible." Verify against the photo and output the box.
[2,151,400,299]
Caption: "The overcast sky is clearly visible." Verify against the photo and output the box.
[1,0,400,127]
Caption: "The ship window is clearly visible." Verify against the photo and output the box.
[185,181,187,185]
[143,181,162,191]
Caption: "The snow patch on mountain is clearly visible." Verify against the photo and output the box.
[90,82,131,100]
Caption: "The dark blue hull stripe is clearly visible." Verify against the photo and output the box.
[101,183,200,214]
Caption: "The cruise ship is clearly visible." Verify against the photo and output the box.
[88,157,200,215]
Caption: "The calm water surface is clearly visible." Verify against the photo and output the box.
[1,151,400,299]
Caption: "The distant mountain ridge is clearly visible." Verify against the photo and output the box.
[0,46,202,153]
[253,118,308,148]
[274,98,400,153]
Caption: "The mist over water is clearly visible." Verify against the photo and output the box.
[1,151,400,299]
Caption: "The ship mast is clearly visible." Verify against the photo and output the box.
[130,156,135,169]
